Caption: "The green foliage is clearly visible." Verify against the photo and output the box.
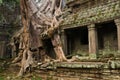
[0,0,19,7]
[0,67,4,73]
[0,0,20,21]
[0,77,4,80]
[3,0,19,4]
[0,0,3,4]
[32,77,42,80]
[0,0,20,25]
[0,14,6,24]
[2,0,20,11]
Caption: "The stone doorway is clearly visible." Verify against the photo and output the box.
[96,21,117,57]
[65,26,89,57]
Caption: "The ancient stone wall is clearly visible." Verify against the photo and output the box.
[62,0,120,29]
[37,61,120,80]
[60,0,120,59]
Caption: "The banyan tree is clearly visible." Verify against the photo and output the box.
[11,0,75,76]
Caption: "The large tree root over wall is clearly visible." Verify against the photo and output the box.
[11,0,76,77]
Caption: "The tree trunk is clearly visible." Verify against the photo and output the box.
[12,0,75,77]
[0,41,6,58]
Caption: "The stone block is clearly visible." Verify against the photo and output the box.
[89,54,97,59]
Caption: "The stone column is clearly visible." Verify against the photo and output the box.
[114,19,120,51]
[88,24,98,59]
[61,30,68,55]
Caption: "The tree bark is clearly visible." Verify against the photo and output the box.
[12,0,75,77]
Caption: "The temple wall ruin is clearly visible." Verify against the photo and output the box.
[61,0,120,59]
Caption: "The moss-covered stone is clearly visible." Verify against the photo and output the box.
[61,0,120,29]
[89,54,97,59]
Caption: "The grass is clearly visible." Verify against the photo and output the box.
[0,77,4,80]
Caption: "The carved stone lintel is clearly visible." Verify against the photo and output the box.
[88,24,98,59]
[114,19,120,50]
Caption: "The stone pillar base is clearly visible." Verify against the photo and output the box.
[89,53,97,59]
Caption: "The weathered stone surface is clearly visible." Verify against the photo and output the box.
[61,0,120,29]
[38,61,120,80]
[115,18,120,50]
[88,24,98,59]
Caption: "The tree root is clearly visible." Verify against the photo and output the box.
[12,0,73,77]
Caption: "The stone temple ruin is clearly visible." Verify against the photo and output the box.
[61,0,120,59]
[0,0,120,79]
[40,0,120,79]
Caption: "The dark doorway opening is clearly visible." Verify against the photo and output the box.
[97,21,117,50]
[44,39,56,59]
[65,26,88,56]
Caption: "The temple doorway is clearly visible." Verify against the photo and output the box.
[96,21,117,57]
[65,26,89,57]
